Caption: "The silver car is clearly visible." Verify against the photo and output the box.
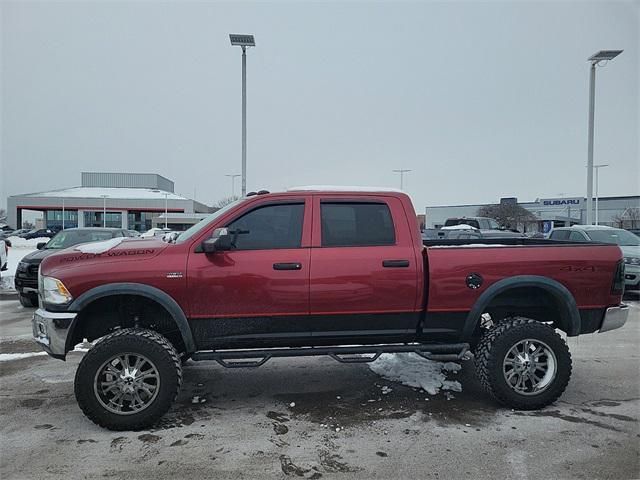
[549,225,640,292]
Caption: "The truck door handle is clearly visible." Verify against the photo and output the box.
[382,260,410,268]
[273,262,302,271]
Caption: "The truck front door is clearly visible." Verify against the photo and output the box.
[187,197,312,348]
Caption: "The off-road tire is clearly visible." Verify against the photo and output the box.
[74,328,182,431]
[19,293,37,308]
[475,317,571,410]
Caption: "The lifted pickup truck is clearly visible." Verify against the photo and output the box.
[32,188,629,430]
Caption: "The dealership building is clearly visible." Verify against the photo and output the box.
[425,195,640,233]
[7,172,213,232]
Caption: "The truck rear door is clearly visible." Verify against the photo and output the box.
[309,195,419,341]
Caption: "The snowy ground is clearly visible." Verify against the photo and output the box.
[0,236,47,292]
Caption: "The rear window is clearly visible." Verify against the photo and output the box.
[321,202,395,247]
[549,230,570,240]
[445,218,480,229]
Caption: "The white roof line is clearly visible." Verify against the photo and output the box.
[287,185,402,193]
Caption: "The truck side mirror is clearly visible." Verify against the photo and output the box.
[37,242,47,250]
[201,228,233,253]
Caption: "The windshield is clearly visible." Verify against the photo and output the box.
[45,230,117,249]
[586,229,640,246]
[175,199,247,244]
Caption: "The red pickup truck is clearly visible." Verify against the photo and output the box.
[32,188,629,430]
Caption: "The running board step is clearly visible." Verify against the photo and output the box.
[191,343,470,368]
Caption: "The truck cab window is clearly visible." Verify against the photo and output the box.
[321,202,395,247]
[226,203,304,250]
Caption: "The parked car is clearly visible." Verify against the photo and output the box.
[20,228,57,240]
[9,228,30,237]
[14,228,132,307]
[441,226,526,240]
[140,228,172,238]
[32,188,628,430]
[549,225,640,291]
[0,238,9,274]
[444,216,502,230]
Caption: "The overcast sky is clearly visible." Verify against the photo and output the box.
[1,1,638,213]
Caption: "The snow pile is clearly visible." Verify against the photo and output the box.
[5,236,50,248]
[441,224,477,231]
[75,237,123,254]
[368,353,462,395]
[0,352,48,362]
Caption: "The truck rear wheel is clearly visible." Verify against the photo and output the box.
[474,317,571,410]
[74,328,182,431]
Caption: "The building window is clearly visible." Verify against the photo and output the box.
[84,211,122,228]
[128,211,162,232]
[45,210,78,229]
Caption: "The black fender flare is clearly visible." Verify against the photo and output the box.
[67,283,196,353]
[461,275,581,340]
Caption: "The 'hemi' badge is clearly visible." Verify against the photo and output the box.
[166,272,184,279]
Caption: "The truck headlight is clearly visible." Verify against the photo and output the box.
[41,276,73,304]
[624,257,640,266]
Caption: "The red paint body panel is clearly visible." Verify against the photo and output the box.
[425,244,623,312]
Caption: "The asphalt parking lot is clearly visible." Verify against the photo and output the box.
[1,294,639,480]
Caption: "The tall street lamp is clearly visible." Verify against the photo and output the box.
[585,49,622,225]
[392,169,411,190]
[229,34,256,197]
[163,193,169,229]
[225,174,241,198]
[594,164,609,225]
[100,195,109,228]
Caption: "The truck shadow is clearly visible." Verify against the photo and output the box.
[157,357,500,430]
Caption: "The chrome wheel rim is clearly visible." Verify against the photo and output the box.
[503,339,557,396]
[94,353,160,415]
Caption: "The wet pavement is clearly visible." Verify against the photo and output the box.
[1,295,638,479]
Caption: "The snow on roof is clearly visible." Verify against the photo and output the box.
[287,185,402,193]
[20,187,188,200]
[441,224,478,230]
[571,224,616,230]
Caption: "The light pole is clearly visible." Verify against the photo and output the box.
[594,164,609,225]
[392,169,412,190]
[586,50,622,225]
[163,193,169,229]
[62,198,65,230]
[225,174,241,198]
[100,195,108,228]
[229,34,255,197]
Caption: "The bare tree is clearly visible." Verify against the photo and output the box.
[612,207,640,229]
[477,203,537,231]
[0,208,6,224]
[214,196,240,209]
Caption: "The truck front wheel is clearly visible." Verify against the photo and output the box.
[474,318,571,410]
[74,328,182,430]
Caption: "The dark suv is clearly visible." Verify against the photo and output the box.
[15,228,132,307]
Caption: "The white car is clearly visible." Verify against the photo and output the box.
[0,239,9,275]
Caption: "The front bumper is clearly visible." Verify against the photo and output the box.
[599,304,630,333]
[32,308,77,360]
